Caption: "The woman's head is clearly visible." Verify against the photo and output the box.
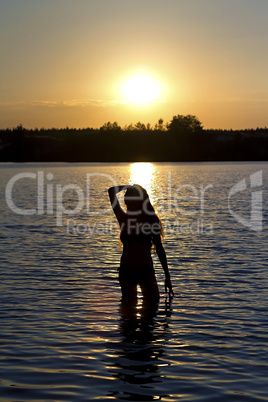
[124,184,163,239]
[124,184,150,212]
[123,184,164,241]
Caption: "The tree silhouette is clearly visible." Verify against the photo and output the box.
[155,118,165,131]
[0,115,267,162]
[134,121,146,131]
[168,114,203,134]
[100,121,121,131]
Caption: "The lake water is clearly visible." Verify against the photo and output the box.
[0,162,267,402]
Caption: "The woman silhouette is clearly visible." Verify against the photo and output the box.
[108,184,173,311]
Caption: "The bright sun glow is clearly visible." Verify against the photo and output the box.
[129,162,156,196]
[121,73,162,105]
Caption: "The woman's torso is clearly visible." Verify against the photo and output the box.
[119,216,154,271]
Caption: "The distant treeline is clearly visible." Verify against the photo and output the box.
[0,115,268,162]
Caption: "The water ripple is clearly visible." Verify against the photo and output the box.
[0,162,267,401]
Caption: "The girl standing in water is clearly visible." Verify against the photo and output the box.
[108,184,173,310]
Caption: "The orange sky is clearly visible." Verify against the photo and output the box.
[0,0,267,130]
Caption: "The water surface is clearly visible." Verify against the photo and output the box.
[0,162,267,401]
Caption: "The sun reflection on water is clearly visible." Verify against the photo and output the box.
[129,162,157,205]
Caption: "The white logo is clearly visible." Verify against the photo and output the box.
[228,170,263,232]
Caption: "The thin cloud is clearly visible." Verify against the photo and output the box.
[0,98,168,110]
[0,99,122,109]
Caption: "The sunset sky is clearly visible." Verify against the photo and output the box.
[0,0,267,130]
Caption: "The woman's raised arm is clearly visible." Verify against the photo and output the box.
[108,185,131,223]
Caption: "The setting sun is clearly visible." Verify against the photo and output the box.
[121,72,162,105]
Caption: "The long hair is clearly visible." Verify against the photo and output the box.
[124,184,164,239]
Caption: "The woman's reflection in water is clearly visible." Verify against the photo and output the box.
[105,297,173,401]
[119,293,173,342]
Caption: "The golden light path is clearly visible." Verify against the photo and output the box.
[129,162,157,204]
[128,162,158,308]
